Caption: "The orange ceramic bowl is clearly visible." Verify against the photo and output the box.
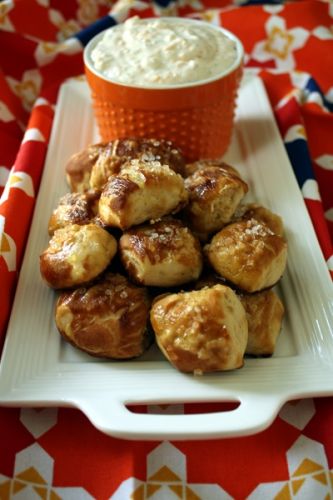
[84,19,243,161]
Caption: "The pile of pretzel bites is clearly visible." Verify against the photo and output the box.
[40,138,287,374]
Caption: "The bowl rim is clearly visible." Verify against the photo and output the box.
[83,17,244,91]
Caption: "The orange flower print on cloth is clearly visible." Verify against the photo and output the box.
[34,38,82,66]
[252,11,310,70]
[7,70,42,112]
[77,0,102,25]
[48,9,81,42]
[0,2,15,32]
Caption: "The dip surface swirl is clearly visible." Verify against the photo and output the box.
[90,17,238,87]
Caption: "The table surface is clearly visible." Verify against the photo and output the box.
[0,1,332,499]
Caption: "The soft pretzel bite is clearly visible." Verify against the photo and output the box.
[183,159,241,178]
[98,159,188,230]
[239,289,284,357]
[65,142,107,193]
[184,165,248,239]
[119,218,203,287]
[150,285,248,374]
[48,191,100,236]
[195,274,284,357]
[194,273,284,357]
[90,137,185,191]
[233,203,284,237]
[89,147,124,192]
[111,138,185,175]
[55,273,151,359]
[40,223,117,289]
[204,219,287,293]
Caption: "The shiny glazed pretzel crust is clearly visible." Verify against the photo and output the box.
[55,273,151,359]
[119,218,203,287]
[98,159,188,230]
[40,223,117,289]
[150,285,248,374]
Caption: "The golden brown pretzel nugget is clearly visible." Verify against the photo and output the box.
[40,223,117,289]
[48,191,100,236]
[239,289,284,357]
[90,137,185,191]
[119,218,203,287]
[98,159,188,230]
[150,284,248,374]
[183,159,241,178]
[184,165,248,239]
[65,142,107,193]
[55,273,151,359]
[233,203,284,237]
[204,219,287,293]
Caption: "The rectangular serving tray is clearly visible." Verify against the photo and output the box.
[0,73,332,440]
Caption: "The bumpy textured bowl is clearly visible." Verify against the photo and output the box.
[84,19,244,161]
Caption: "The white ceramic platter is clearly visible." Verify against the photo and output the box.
[0,73,332,440]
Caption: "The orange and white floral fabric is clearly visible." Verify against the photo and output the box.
[0,1,333,498]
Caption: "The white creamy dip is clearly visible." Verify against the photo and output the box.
[90,17,238,87]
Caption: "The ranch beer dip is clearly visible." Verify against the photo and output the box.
[90,17,238,87]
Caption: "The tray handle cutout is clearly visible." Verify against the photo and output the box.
[77,394,284,440]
